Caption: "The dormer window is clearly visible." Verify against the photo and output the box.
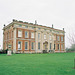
[25,26,28,28]
[32,27,34,29]
[38,28,40,30]
[19,25,22,27]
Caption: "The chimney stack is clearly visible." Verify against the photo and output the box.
[63,28,64,31]
[4,24,5,27]
[35,20,37,25]
[52,24,53,28]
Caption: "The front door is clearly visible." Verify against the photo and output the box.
[43,41,48,50]
[45,44,47,50]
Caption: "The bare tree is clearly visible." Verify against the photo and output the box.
[67,29,75,51]
[68,32,75,45]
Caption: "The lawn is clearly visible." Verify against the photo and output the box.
[0,53,75,75]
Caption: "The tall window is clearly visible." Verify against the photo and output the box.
[31,32,34,38]
[44,34,46,39]
[57,36,60,41]
[61,44,63,50]
[25,31,28,38]
[18,41,21,50]
[38,33,40,39]
[25,26,28,28]
[18,30,22,37]
[7,32,9,39]
[54,44,55,50]
[38,42,40,50]
[49,35,52,40]
[38,28,40,30]
[25,42,28,50]
[58,44,59,50]
[31,42,34,50]
[19,25,22,27]
[61,36,63,41]
[50,43,52,50]
[54,35,56,41]
[32,27,34,29]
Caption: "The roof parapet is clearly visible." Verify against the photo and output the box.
[12,19,64,32]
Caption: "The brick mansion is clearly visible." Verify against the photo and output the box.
[3,19,65,53]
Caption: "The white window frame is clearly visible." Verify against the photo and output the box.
[61,36,63,41]
[32,27,34,29]
[38,28,40,30]
[18,41,22,50]
[57,36,60,41]
[49,35,52,40]
[31,32,34,38]
[61,44,63,50]
[25,42,28,50]
[44,34,46,39]
[18,30,22,37]
[25,31,28,38]
[38,42,40,50]
[31,42,34,50]
[25,26,28,28]
[50,43,52,50]
[19,25,22,27]
[38,33,40,39]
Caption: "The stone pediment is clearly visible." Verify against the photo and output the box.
[43,41,48,44]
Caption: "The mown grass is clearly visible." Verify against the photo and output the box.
[0,53,75,75]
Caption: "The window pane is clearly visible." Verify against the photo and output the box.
[50,35,51,40]
[50,43,52,50]
[61,44,63,50]
[32,27,34,29]
[18,30,22,37]
[38,28,40,30]
[25,42,28,50]
[25,31,28,38]
[44,35,46,39]
[18,41,21,50]
[38,42,40,49]
[58,44,59,50]
[57,36,60,41]
[31,32,34,38]
[54,44,55,50]
[61,36,63,41]
[19,25,22,27]
[25,26,28,28]
[31,42,34,50]
[38,33,40,39]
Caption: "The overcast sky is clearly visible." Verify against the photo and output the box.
[0,0,75,49]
